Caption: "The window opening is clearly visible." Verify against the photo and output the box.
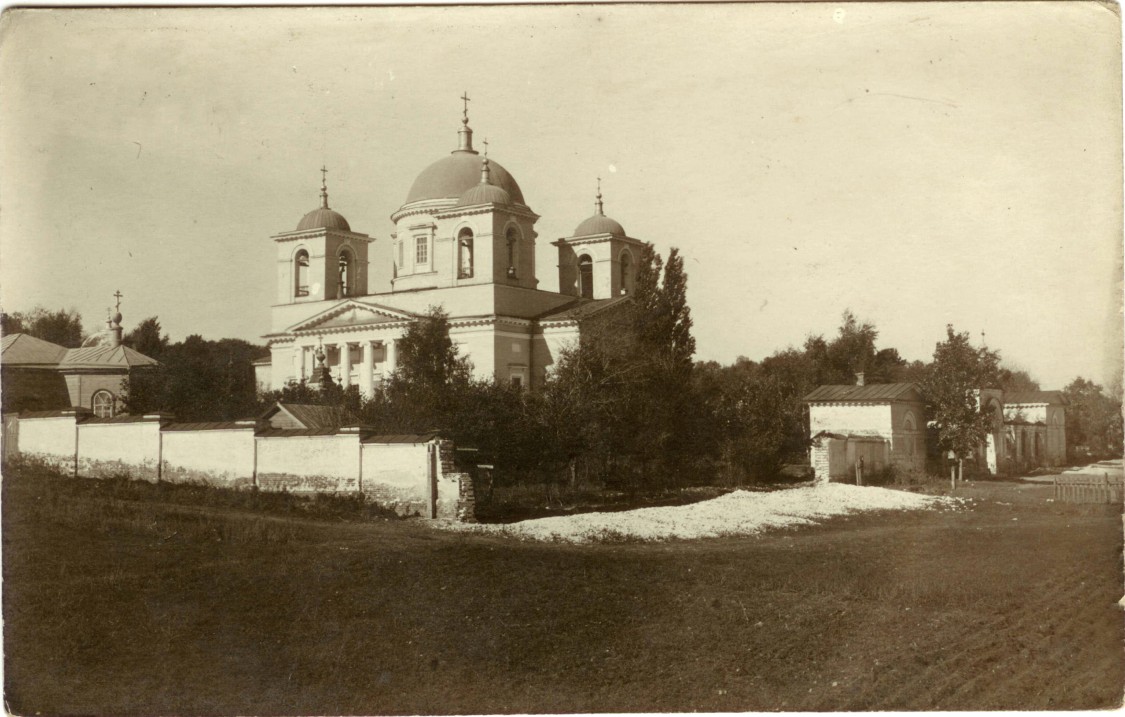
[295,250,310,297]
[578,254,593,299]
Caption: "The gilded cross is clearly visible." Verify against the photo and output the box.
[461,91,471,121]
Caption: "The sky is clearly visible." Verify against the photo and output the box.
[0,2,1121,389]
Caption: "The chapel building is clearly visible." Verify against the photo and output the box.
[258,101,645,393]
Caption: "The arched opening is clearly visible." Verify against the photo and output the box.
[295,249,310,297]
[506,226,519,278]
[458,229,474,279]
[578,254,593,299]
[903,411,917,432]
[619,250,633,295]
[337,249,353,298]
[92,390,115,418]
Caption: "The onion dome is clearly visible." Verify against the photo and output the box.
[297,167,351,232]
[403,97,525,206]
[456,156,512,207]
[574,182,625,237]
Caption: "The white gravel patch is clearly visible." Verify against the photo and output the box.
[446,483,965,544]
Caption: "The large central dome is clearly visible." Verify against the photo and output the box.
[405,151,525,206]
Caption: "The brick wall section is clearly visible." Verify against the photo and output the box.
[437,439,476,523]
[810,439,830,484]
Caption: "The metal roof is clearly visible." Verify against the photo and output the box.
[258,402,359,430]
[404,151,525,206]
[536,295,632,322]
[360,432,439,444]
[1,333,68,365]
[804,382,923,403]
[163,421,258,432]
[1004,390,1067,406]
[60,344,159,369]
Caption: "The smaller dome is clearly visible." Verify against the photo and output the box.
[574,214,625,237]
[457,183,511,207]
[297,207,351,232]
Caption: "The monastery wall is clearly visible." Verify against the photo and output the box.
[7,414,474,521]
[360,442,432,516]
[162,425,257,488]
[256,433,362,493]
[16,415,76,471]
[76,418,163,481]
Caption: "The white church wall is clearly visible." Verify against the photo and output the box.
[162,426,257,488]
[17,415,76,471]
[361,442,432,516]
[76,419,162,481]
[256,433,361,493]
[449,325,498,381]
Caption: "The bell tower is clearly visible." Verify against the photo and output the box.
[555,181,646,300]
[272,168,374,305]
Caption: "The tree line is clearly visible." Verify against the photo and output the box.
[5,260,1122,491]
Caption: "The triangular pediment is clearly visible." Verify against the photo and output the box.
[287,300,416,334]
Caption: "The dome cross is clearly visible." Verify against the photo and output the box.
[595,177,604,216]
[320,166,330,209]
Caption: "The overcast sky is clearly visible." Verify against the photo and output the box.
[1,3,1120,389]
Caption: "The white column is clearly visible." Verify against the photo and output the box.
[360,341,374,398]
[339,342,352,389]
[385,339,397,378]
[292,346,302,382]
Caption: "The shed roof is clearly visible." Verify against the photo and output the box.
[258,402,359,430]
[1004,390,1067,406]
[804,382,923,403]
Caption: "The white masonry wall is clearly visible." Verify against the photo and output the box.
[16,416,77,472]
[162,427,257,488]
[361,441,433,516]
[256,433,362,493]
[76,420,162,481]
[809,403,894,438]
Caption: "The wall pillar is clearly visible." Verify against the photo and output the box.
[360,341,374,398]
[339,342,352,389]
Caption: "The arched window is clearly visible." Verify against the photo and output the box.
[619,250,633,295]
[337,249,353,298]
[295,250,310,297]
[92,390,114,418]
[903,411,917,432]
[506,226,519,278]
[458,229,474,279]
[578,254,593,299]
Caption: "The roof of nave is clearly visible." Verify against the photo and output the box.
[536,295,633,322]
[803,383,923,403]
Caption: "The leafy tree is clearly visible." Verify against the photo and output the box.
[123,316,169,359]
[1063,376,1124,460]
[394,306,471,392]
[1,306,85,346]
[998,366,1040,394]
[121,334,263,421]
[922,325,1001,478]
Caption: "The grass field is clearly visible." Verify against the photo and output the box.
[4,463,1122,714]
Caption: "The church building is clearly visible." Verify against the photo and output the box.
[258,99,646,393]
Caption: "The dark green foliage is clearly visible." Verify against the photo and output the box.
[123,316,169,359]
[922,324,1002,460]
[1,306,85,346]
[121,333,264,421]
[1063,377,1123,461]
